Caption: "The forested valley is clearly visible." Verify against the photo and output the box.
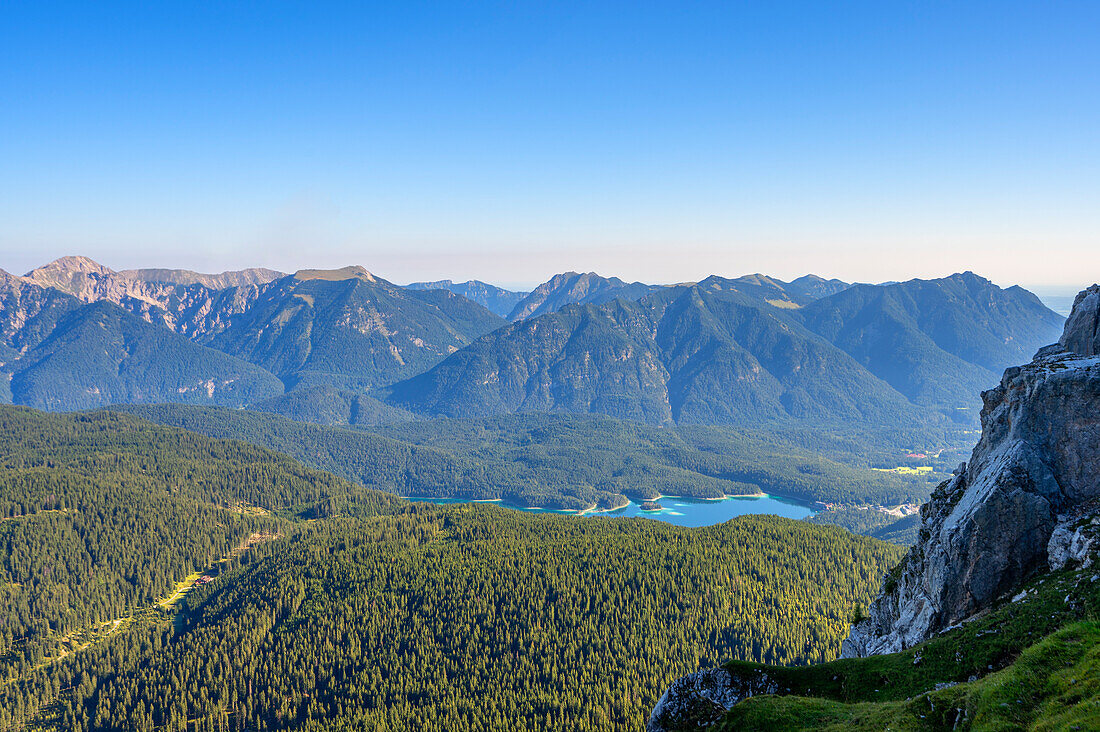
[0,405,902,731]
[113,404,948,511]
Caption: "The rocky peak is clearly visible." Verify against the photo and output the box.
[1059,284,1100,357]
[508,271,660,320]
[526,272,615,299]
[27,255,114,276]
[23,256,115,293]
[23,257,283,296]
[842,284,1100,658]
[293,265,377,283]
[117,267,284,289]
[13,257,273,339]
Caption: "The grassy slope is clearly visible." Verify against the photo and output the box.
[685,564,1100,730]
[720,623,1100,731]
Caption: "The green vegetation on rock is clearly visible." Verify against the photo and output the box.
[662,564,1100,731]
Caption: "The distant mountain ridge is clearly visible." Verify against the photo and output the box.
[383,272,1063,430]
[799,272,1063,409]
[507,271,664,320]
[5,259,506,400]
[502,271,852,322]
[0,261,504,412]
[19,256,277,337]
[0,258,1064,442]
[23,255,284,302]
[782,273,851,301]
[203,266,505,391]
[382,276,922,427]
[118,265,284,288]
[405,278,528,317]
[0,270,283,409]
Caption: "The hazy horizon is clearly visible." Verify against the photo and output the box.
[8,252,1093,303]
[4,3,1098,290]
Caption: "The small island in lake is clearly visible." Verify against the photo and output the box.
[640,500,664,512]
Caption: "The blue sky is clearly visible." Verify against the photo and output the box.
[2,2,1098,291]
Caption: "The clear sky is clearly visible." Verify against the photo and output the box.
[2,1,1098,291]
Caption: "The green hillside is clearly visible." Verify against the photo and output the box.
[384,298,678,422]
[113,405,942,509]
[660,563,1100,731]
[5,507,901,732]
[7,301,284,410]
[250,384,418,426]
[0,406,403,680]
[374,412,945,505]
[0,404,904,731]
[205,268,505,390]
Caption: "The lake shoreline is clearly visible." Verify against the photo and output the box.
[407,492,817,527]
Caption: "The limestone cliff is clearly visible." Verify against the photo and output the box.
[843,283,1100,657]
[20,256,276,337]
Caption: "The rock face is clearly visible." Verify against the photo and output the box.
[20,256,274,337]
[117,266,283,289]
[1060,284,1100,357]
[24,256,283,295]
[647,668,779,732]
[842,284,1100,657]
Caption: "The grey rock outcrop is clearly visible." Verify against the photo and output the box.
[1059,284,1100,357]
[18,257,274,338]
[117,266,284,289]
[1047,514,1100,572]
[647,667,779,732]
[843,284,1100,657]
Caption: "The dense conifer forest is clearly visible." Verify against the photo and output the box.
[113,404,946,510]
[0,405,902,731]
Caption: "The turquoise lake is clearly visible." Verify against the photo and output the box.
[410,494,815,527]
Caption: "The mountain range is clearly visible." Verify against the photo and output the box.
[405,278,528,317]
[0,260,505,412]
[201,265,505,391]
[1,264,1090,732]
[506,270,663,320]
[383,271,1062,429]
[0,257,1065,439]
